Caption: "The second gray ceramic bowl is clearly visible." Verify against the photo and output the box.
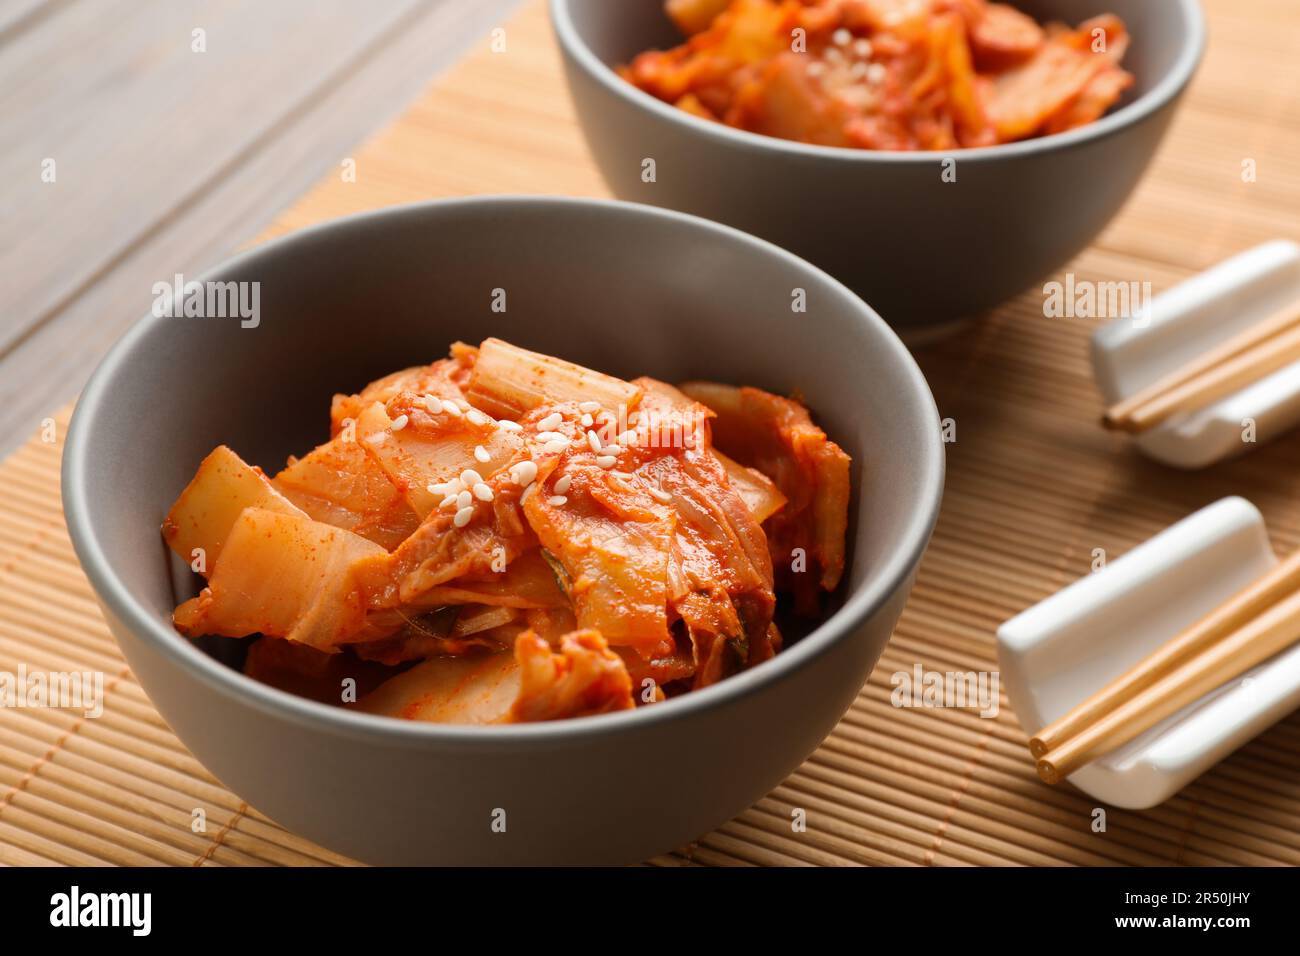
[552,0,1206,339]
[63,197,944,866]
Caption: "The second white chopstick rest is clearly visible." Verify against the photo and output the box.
[998,497,1300,809]
[1092,240,1300,469]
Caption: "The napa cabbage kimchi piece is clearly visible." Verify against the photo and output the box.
[622,0,1133,151]
[162,338,852,723]
[680,381,851,616]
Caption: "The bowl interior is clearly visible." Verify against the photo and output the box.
[562,0,1199,114]
[67,198,942,698]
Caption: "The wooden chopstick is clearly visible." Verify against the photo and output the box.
[1036,584,1300,784]
[1110,321,1300,434]
[1102,298,1300,433]
[1029,549,1300,758]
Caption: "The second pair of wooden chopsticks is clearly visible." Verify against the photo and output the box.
[1102,298,1300,434]
[1032,549,1300,784]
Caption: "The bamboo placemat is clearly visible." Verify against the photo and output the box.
[4,0,1300,867]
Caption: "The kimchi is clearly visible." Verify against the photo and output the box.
[163,339,852,724]
[622,0,1133,151]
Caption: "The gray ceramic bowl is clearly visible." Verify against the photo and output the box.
[63,196,943,866]
[552,0,1206,339]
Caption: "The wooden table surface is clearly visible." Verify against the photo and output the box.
[0,0,521,458]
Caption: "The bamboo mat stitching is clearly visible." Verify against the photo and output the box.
[194,803,250,867]
[0,666,133,819]
[922,731,991,866]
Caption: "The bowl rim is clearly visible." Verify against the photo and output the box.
[549,0,1207,164]
[63,195,945,747]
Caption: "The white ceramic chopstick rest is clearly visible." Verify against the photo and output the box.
[997,497,1300,809]
[1092,240,1300,468]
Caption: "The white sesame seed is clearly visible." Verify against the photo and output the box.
[825,45,845,64]
[390,414,409,432]
[510,460,538,485]
[648,485,672,504]
[467,409,491,427]
[474,445,490,463]
[832,27,852,46]
[580,413,594,428]
[542,439,569,454]
[536,431,567,442]
[602,443,622,455]
[612,470,637,480]
[440,494,458,510]
[497,419,522,432]
[537,412,563,431]
[868,62,887,84]
[578,401,601,414]
[457,490,472,509]
[807,61,827,78]
[454,506,473,527]
[520,480,537,503]
[596,455,617,469]
[586,430,602,452]
[853,38,873,58]
[460,469,483,487]
[422,395,442,413]
[364,432,386,445]
[850,61,869,81]
[473,482,494,502]
[442,401,462,417]
[554,474,572,494]
[547,495,568,506]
